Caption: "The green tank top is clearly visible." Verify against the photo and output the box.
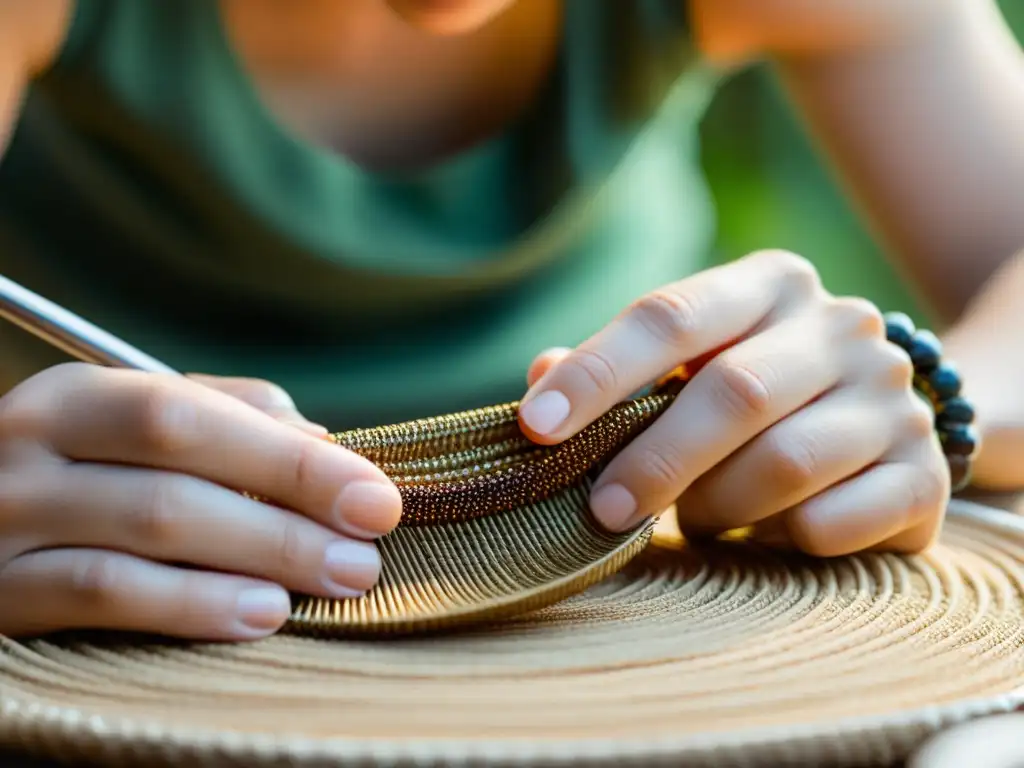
[0,0,721,427]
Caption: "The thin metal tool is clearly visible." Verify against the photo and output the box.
[0,273,178,374]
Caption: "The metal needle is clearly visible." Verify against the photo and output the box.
[0,273,178,374]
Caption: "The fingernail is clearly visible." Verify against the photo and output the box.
[236,587,291,633]
[520,391,571,435]
[335,481,403,536]
[323,540,381,595]
[590,484,639,532]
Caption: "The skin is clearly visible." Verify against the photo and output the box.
[907,714,1024,768]
[0,0,1023,640]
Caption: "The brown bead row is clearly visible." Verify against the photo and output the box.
[331,394,677,527]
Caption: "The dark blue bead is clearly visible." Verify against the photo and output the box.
[884,312,916,349]
[908,330,942,373]
[938,396,975,426]
[941,424,978,457]
[927,362,962,401]
[947,454,971,493]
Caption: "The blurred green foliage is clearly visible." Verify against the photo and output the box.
[700,2,1024,323]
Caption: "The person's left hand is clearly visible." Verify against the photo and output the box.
[519,250,949,556]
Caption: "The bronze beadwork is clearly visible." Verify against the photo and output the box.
[331,394,674,526]
[284,376,687,635]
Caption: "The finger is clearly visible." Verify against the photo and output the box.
[6,463,380,598]
[781,381,947,557]
[746,514,798,549]
[783,457,948,558]
[526,348,571,388]
[518,251,820,442]
[862,434,950,554]
[0,548,292,641]
[589,313,842,531]
[908,714,1024,768]
[14,365,401,538]
[187,374,327,436]
[676,386,896,534]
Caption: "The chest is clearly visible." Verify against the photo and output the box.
[217,0,563,171]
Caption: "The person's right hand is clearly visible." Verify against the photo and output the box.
[0,364,402,641]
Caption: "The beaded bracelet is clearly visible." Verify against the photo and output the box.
[883,312,978,493]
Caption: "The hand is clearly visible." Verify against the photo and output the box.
[520,250,949,556]
[0,365,402,640]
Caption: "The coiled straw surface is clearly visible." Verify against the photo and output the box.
[2,501,1024,767]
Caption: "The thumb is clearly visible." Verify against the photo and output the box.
[186,374,328,437]
[526,347,572,388]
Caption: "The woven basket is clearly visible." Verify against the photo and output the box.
[1,499,1023,767]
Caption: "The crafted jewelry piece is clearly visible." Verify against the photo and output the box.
[883,312,979,492]
[288,378,688,636]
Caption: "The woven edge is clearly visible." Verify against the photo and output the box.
[3,690,1022,768]
[1,500,1022,768]
[285,518,656,637]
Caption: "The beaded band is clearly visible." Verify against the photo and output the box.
[883,312,978,493]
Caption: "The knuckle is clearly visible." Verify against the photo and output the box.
[68,552,122,606]
[828,297,885,338]
[571,349,620,396]
[904,398,936,440]
[757,250,821,292]
[255,381,294,409]
[271,519,308,575]
[235,378,294,411]
[283,439,322,494]
[707,356,774,422]
[129,477,189,545]
[135,382,199,454]
[764,436,819,494]
[630,287,702,347]
[874,343,915,389]
[634,444,685,490]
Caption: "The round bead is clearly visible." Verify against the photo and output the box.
[937,412,969,434]
[882,310,976,497]
[908,330,943,373]
[927,362,962,401]
[938,396,975,426]
[941,424,978,457]
[883,312,916,349]
[947,454,971,493]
